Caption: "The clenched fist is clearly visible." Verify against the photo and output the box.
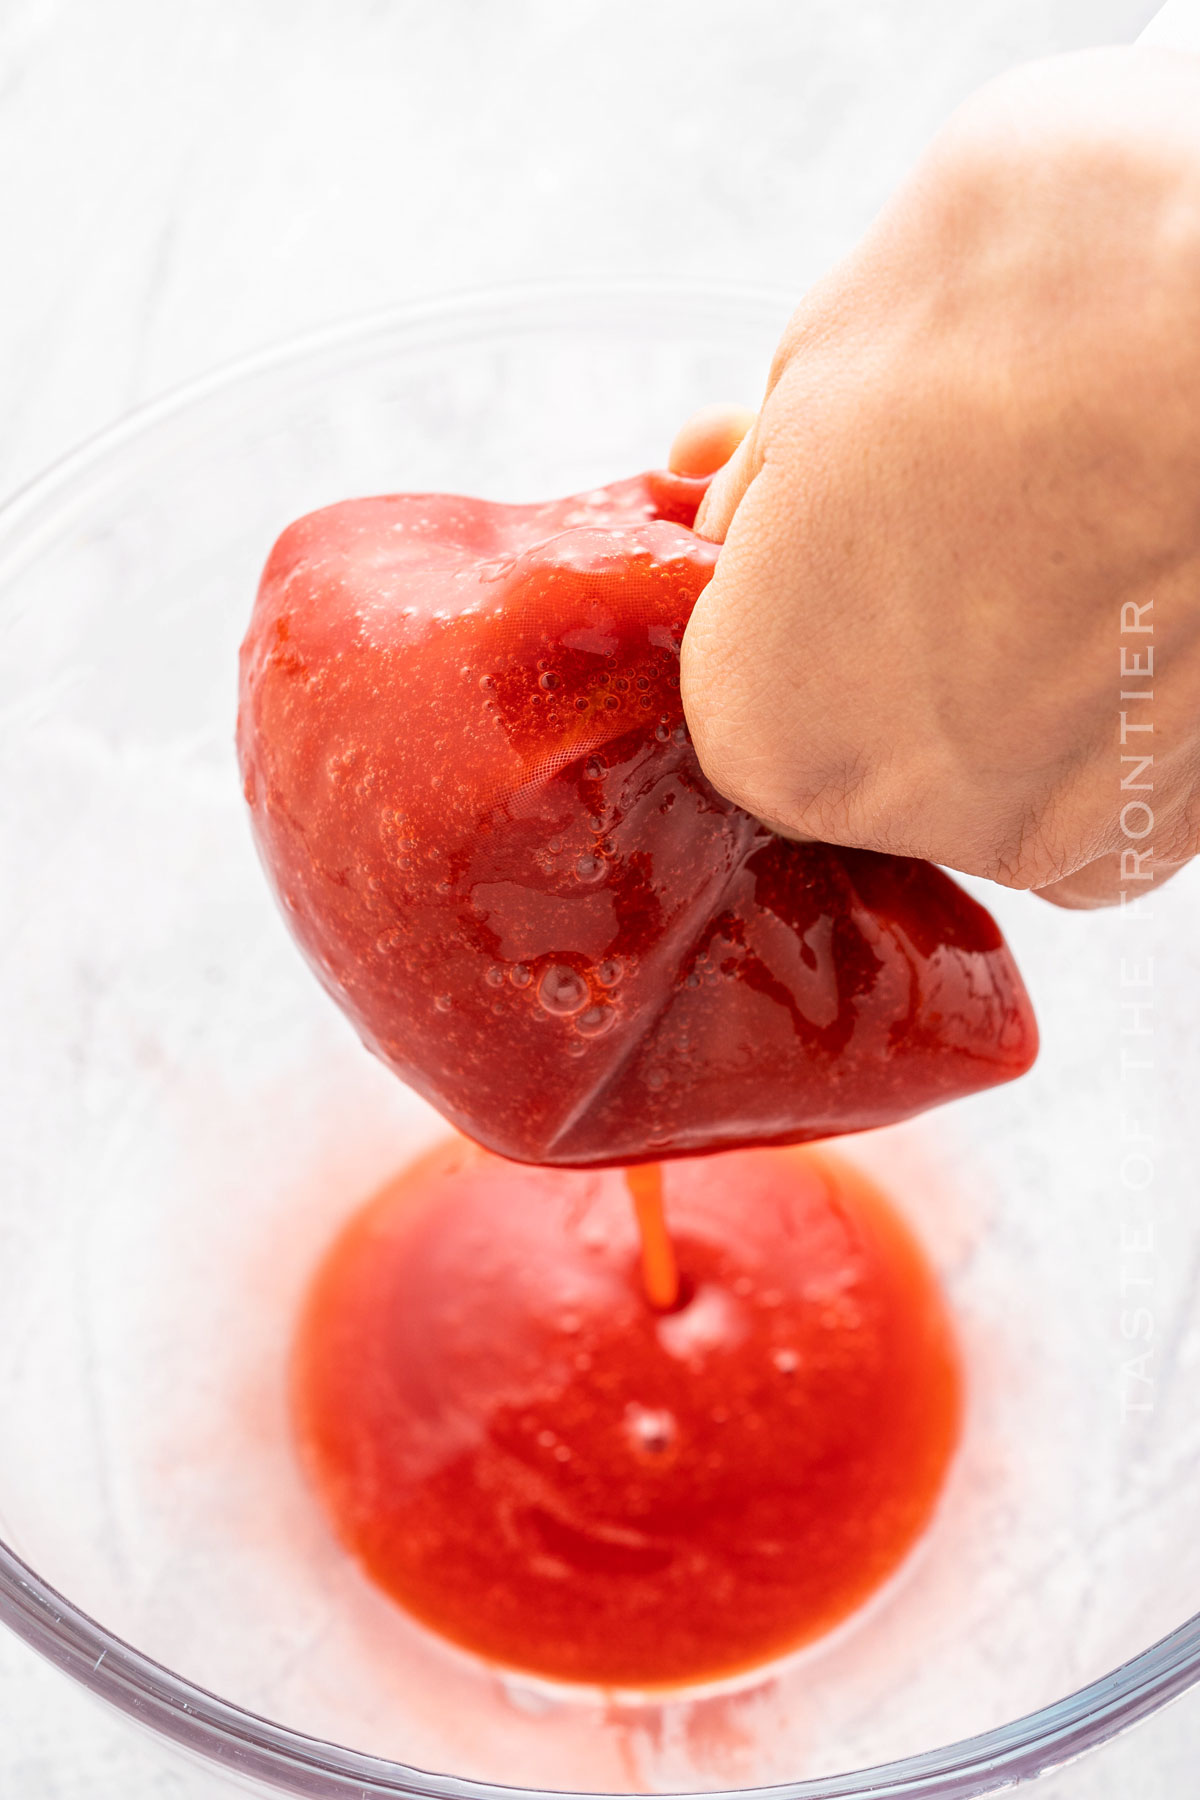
[677,49,1200,908]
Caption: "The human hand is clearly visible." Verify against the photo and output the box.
[676,49,1200,908]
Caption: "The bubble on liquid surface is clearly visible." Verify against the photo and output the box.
[537,965,589,1015]
[509,964,532,989]
[585,757,607,779]
[484,965,505,988]
[538,671,560,691]
[574,1003,615,1038]
[575,854,605,883]
[658,1284,748,1364]
[596,959,622,987]
[624,1404,678,1461]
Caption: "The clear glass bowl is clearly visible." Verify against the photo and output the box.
[1,280,1198,1798]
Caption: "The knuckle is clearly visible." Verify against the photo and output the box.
[970,800,1072,892]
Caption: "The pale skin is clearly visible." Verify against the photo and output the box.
[671,48,1200,908]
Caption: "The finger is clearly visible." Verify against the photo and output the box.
[668,403,756,479]
[692,423,761,543]
[1034,850,1191,909]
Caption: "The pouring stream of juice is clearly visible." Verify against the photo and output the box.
[625,1163,680,1311]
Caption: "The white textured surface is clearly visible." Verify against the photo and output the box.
[1,1,1198,1795]
[1142,0,1200,45]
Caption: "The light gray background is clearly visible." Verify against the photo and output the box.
[2,1,1199,1794]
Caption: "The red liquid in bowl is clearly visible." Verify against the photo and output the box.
[293,1139,962,1688]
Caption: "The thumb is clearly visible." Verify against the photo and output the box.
[1034,850,1190,909]
[694,424,762,543]
[667,404,759,541]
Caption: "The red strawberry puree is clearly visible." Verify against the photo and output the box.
[237,472,1036,1169]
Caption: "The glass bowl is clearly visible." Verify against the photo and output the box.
[1,280,1199,1798]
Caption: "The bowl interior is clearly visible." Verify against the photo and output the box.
[1,286,1198,1795]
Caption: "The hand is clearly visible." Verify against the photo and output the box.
[675,48,1200,908]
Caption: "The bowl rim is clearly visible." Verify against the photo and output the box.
[1,274,1196,1798]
